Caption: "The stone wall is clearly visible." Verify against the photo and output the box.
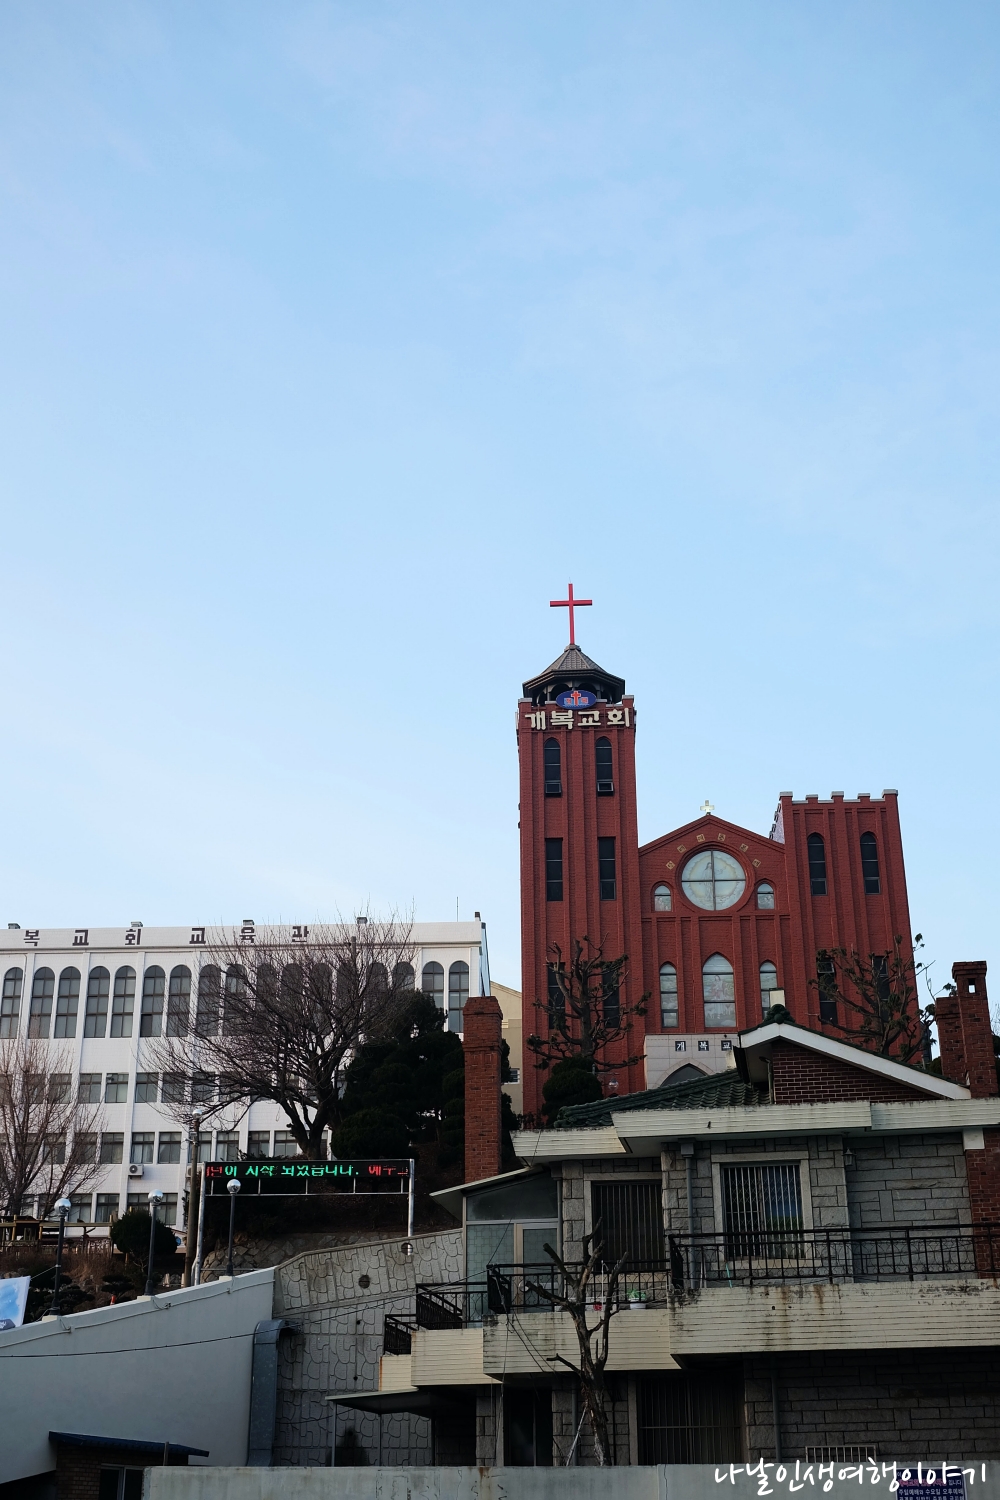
[272,1228,462,1467]
[661,1136,852,1238]
[846,1133,971,1227]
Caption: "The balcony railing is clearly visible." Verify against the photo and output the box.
[383,1314,415,1355]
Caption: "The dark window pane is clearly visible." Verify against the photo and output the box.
[545,839,563,902]
[1,967,22,1038]
[591,1180,663,1266]
[637,1375,743,1464]
[421,962,444,1009]
[158,1132,181,1164]
[547,965,564,1022]
[54,968,80,1039]
[140,966,165,1037]
[860,831,881,894]
[816,953,837,1022]
[447,961,469,1033]
[111,968,135,1038]
[598,837,616,900]
[543,737,562,796]
[134,1072,158,1103]
[595,736,614,795]
[28,968,54,1038]
[807,833,827,896]
[195,965,220,1036]
[167,966,191,1037]
[85,967,110,1037]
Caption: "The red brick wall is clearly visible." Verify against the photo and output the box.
[965,1130,1000,1228]
[770,1039,930,1104]
[463,995,503,1183]
[936,962,996,1097]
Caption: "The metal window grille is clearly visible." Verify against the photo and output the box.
[591,1180,664,1267]
[637,1375,742,1464]
[806,1447,877,1464]
[721,1162,803,1258]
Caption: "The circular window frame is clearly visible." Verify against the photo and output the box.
[679,847,748,912]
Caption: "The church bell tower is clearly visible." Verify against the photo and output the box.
[517,590,646,1121]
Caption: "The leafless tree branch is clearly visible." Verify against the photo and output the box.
[0,1037,104,1218]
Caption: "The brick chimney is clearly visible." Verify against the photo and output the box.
[462,994,503,1183]
[935,962,997,1097]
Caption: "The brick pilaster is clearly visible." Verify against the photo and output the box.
[463,995,503,1183]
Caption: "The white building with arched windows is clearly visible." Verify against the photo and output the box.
[0,917,489,1239]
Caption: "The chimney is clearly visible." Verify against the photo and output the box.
[462,994,503,1183]
[935,962,997,1098]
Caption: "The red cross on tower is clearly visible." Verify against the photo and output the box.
[549,582,592,646]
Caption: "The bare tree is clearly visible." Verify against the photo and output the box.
[524,1227,627,1466]
[0,1037,104,1218]
[149,916,417,1157]
[525,937,648,1075]
[810,934,933,1063]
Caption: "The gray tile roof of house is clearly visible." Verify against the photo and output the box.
[554,1069,768,1128]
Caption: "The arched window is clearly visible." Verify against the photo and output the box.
[223,964,247,1034]
[448,961,469,1032]
[55,967,80,1038]
[660,963,679,1028]
[595,737,614,795]
[543,737,562,796]
[421,961,444,1009]
[28,968,55,1038]
[167,966,191,1038]
[257,963,278,1006]
[195,965,221,1036]
[760,962,779,1014]
[653,884,672,912]
[702,954,736,1029]
[807,833,827,895]
[393,962,415,992]
[860,832,881,894]
[85,967,109,1037]
[756,882,775,909]
[140,966,165,1037]
[1,967,22,1038]
[365,962,389,1002]
[111,967,135,1037]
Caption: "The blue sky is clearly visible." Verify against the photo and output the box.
[1,2,998,996]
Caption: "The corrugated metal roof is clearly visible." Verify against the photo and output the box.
[555,1069,767,1128]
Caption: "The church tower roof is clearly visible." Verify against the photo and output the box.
[521,643,626,706]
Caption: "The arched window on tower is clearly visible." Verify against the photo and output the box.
[860,832,881,894]
[807,833,827,896]
[760,961,779,1015]
[421,961,444,1010]
[756,882,775,909]
[448,961,469,1032]
[702,954,736,1029]
[653,884,672,912]
[543,738,562,796]
[595,737,614,795]
[659,963,678,1028]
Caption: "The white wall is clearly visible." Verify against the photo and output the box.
[0,1268,275,1483]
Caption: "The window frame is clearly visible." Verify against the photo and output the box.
[595,736,614,795]
[448,961,470,1033]
[28,967,55,1038]
[807,833,827,896]
[158,1132,182,1165]
[110,967,135,1038]
[702,953,736,1029]
[659,962,679,1029]
[598,836,616,900]
[543,736,562,796]
[860,831,881,895]
[1,967,23,1037]
[710,1151,814,1249]
[652,884,672,912]
[756,882,775,910]
[545,838,564,902]
[85,966,110,1037]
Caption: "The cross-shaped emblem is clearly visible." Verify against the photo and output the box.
[700,800,715,816]
[550,583,592,646]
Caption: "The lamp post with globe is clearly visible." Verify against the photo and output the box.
[48,1197,73,1316]
[144,1189,165,1296]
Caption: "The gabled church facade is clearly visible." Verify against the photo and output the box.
[518,639,915,1121]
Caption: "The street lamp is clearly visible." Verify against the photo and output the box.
[49,1197,73,1316]
[226,1178,241,1279]
[182,1105,205,1287]
[144,1189,165,1296]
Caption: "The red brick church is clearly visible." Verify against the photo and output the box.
[517,594,916,1122]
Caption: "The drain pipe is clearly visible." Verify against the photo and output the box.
[681,1142,696,1287]
[771,1359,782,1461]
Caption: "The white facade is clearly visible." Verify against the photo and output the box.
[0,919,490,1234]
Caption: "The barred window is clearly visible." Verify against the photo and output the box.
[591,1180,663,1268]
[85,967,110,1037]
[54,968,80,1038]
[1,967,23,1037]
[111,967,135,1038]
[659,963,679,1028]
[720,1161,803,1255]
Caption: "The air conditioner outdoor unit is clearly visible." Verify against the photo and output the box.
[127,1163,144,1178]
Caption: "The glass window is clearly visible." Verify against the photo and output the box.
[166,966,191,1037]
[28,968,55,1038]
[1,967,23,1037]
[681,851,746,911]
[653,884,672,912]
[216,1130,240,1162]
[421,962,444,1008]
[702,954,736,1028]
[158,1132,181,1165]
[247,1130,271,1159]
[547,964,564,1021]
[196,965,220,1036]
[140,966,165,1037]
[49,1073,71,1103]
[466,1171,558,1222]
[195,1131,213,1165]
[68,1194,92,1224]
[44,1134,66,1165]
[75,1132,98,1164]
[161,1072,186,1104]
[448,961,469,1033]
[595,736,614,795]
[807,833,827,896]
[603,973,620,1027]
[160,1194,178,1228]
[104,1073,129,1104]
[659,963,679,1028]
[111,967,135,1038]
[860,832,881,895]
[721,1162,802,1254]
[223,965,246,1034]
[134,1072,158,1103]
[85,967,110,1037]
[760,962,779,1014]
[545,838,563,902]
[598,837,616,900]
[192,1071,216,1104]
[100,1132,124,1164]
[126,1194,146,1214]
[54,968,80,1039]
[272,1130,298,1159]
[543,737,562,796]
[817,953,837,1022]
[392,962,415,991]
[78,1073,101,1104]
[94,1193,119,1224]
[130,1132,154,1165]
[756,882,775,910]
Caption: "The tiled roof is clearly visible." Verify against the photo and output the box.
[522,644,626,704]
[554,1069,767,1128]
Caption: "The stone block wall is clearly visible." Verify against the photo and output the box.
[847,1133,970,1227]
[661,1136,852,1238]
[554,1157,661,1261]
